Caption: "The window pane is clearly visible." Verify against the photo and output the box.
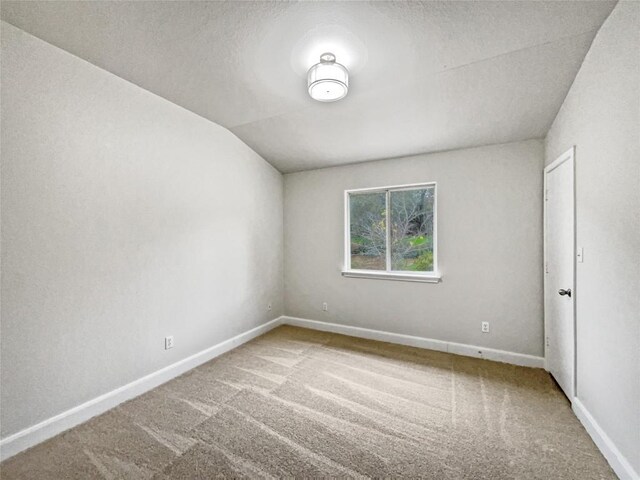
[349,192,386,270]
[390,187,435,272]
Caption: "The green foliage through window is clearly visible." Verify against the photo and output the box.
[348,185,435,273]
[349,192,386,270]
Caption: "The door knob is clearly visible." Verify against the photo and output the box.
[558,288,572,297]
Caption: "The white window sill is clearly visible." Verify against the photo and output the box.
[341,270,442,283]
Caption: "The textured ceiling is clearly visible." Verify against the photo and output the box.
[1,1,616,172]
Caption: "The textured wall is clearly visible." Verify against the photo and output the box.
[0,23,284,438]
[545,1,640,474]
[284,140,544,357]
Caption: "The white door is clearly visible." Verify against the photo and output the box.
[544,147,575,400]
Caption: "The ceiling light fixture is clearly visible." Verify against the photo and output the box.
[307,52,348,102]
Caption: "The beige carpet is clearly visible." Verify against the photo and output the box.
[1,325,614,479]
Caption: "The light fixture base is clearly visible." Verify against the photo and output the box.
[319,52,336,63]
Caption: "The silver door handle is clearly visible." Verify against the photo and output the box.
[558,288,572,297]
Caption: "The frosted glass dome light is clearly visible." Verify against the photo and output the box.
[307,53,348,102]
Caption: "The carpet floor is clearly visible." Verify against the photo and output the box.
[1,325,615,479]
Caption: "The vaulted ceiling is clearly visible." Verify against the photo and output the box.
[1,1,616,172]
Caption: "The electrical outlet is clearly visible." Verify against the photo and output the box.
[267,302,272,311]
[322,302,328,312]
[481,322,490,333]
[165,336,174,350]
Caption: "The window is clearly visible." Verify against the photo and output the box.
[343,183,440,282]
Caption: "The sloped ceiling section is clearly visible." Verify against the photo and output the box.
[1,1,615,172]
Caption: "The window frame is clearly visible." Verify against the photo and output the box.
[342,182,441,283]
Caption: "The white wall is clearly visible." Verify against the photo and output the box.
[545,2,640,476]
[284,140,544,357]
[0,23,284,438]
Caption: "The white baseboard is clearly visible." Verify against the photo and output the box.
[16,314,635,476]
[0,316,284,462]
[572,398,639,480]
[282,316,545,368]
[284,317,640,479]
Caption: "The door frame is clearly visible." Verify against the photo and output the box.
[543,146,576,399]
